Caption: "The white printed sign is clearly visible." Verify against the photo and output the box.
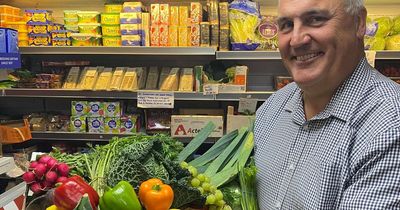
[137,91,174,108]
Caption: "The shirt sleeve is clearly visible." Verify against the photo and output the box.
[338,126,400,209]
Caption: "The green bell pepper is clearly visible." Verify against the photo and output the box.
[99,181,142,210]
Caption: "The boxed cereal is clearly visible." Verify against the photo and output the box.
[190,2,202,24]
[159,24,168,46]
[71,101,88,116]
[87,117,104,133]
[150,25,159,46]
[150,4,160,25]
[159,4,169,25]
[70,116,86,132]
[104,117,120,133]
[27,23,50,34]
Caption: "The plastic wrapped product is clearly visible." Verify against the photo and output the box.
[109,67,126,90]
[160,68,180,91]
[200,22,210,47]
[94,68,113,90]
[145,66,160,90]
[119,67,139,91]
[179,68,194,92]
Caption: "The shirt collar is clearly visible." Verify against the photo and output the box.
[284,57,371,123]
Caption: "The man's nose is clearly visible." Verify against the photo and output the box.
[289,24,311,48]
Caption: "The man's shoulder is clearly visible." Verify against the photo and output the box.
[257,82,298,114]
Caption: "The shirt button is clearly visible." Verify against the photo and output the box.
[275,201,282,208]
[303,124,309,130]
[288,163,295,171]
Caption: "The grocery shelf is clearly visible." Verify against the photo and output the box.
[375,51,400,60]
[216,51,281,60]
[215,91,274,101]
[19,46,216,56]
[0,157,16,175]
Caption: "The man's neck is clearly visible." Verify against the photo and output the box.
[302,89,335,121]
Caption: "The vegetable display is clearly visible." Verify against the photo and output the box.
[139,178,174,210]
[100,181,142,210]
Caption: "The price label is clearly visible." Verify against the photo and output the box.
[137,91,174,108]
[238,97,258,114]
[203,84,219,95]
[365,50,376,67]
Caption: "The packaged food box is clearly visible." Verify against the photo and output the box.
[109,67,126,90]
[179,6,189,26]
[234,66,248,85]
[120,24,141,35]
[219,26,229,51]
[102,24,120,36]
[18,40,28,46]
[121,35,141,46]
[208,1,219,24]
[178,26,189,46]
[0,5,21,15]
[71,33,101,46]
[210,24,219,47]
[145,66,160,90]
[150,25,159,46]
[0,14,19,22]
[63,67,81,89]
[77,11,100,24]
[105,4,123,13]
[71,101,88,116]
[6,29,18,53]
[168,25,178,46]
[190,2,202,24]
[0,29,7,53]
[219,2,229,26]
[275,76,293,90]
[27,23,50,34]
[64,18,78,25]
[159,24,168,46]
[78,23,101,35]
[160,67,180,91]
[104,117,120,133]
[158,67,171,88]
[190,24,200,46]
[122,2,143,13]
[150,4,160,25]
[64,10,79,19]
[120,12,141,24]
[70,116,86,132]
[120,115,138,133]
[52,38,72,46]
[101,13,120,25]
[50,23,65,31]
[136,67,147,89]
[120,67,139,91]
[102,36,121,46]
[25,9,52,24]
[50,30,71,39]
[65,25,79,33]
[145,109,172,134]
[94,67,113,90]
[171,115,223,137]
[78,66,99,90]
[88,101,104,117]
[87,117,104,133]
[141,13,150,46]
[159,4,169,25]
[170,6,179,26]
[104,102,121,117]
[28,33,51,46]
[5,21,27,32]
[179,68,194,91]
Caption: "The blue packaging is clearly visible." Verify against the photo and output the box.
[0,28,6,53]
[7,29,19,53]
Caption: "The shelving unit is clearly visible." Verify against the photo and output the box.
[0,157,16,175]
[0,157,26,210]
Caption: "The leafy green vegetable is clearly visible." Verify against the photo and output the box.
[239,158,259,210]
[221,181,242,210]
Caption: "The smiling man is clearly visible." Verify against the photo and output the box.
[254,0,400,209]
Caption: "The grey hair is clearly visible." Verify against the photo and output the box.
[343,0,365,15]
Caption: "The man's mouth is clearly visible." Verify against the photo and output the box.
[293,52,324,62]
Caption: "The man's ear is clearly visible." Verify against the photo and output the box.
[356,7,367,39]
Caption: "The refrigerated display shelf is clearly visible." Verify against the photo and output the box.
[1,89,273,101]
[31,131,216,144]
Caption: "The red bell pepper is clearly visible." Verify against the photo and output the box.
[53,175,99,210]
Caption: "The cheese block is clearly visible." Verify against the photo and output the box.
[145,66,160,90]
[120,67,139,91]
[77,66,100,90]
[63,67,81,89]
[160,67,179,91]
[136,67,148,89]
[179,68,194,92]
[158,67,170,89]
[94,67,113,90]
[109,67,126,90]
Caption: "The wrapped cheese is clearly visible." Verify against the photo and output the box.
[109,67,126,90]
[94,67,113,90]
[160,67,180,91]
[63,67,81,89]
[137,67,148,89]
[120,67,139,91]
[78,66,100,90]
[158,67,171,89]
[145,66,160,90]
[179,68,194,91]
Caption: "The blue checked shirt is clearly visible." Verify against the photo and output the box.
[254,57,400,209]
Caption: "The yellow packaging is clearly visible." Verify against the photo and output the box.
[78,67,99,90]
[122,2,143,12]
[64,18,78,25]
[179,6,189,26]
[179,68,194,92]
[0,5,20,15]
[159,4,169,25]
[102,24,120,36]
[190,2,202,24]
[211,24,219,47]
[141,13,150,46]
[145,66,160,90]
[190,24,200,46]
[94,68,113,90]
[78,24,101,35]
[65,24,79,32]
[64,10,79,19]
[219,3,229,26]
[71,33,101,46]
[160,68,180,91]
[25,9,52,24]
[52,38,72,46]
[28,34,51,46]
[27,24,49,34]
[120,68,139,91]
[77,11,100,24]
[109,67,126,90]
[105,4,122,13]
[18,40,28,46]
[168,25,178,47]
[159,24,168,46]
[5,21,27,32]
[178,26,189,46]
[170,6,179,26]
[63,67,81,89]
[150,4,160,25]
[208,0,219,24]
[18,32,28,41]
[150,25,159,46]
[101,13,120,25]
[102,36,121,46]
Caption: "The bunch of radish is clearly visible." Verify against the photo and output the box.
[22,155,70,194]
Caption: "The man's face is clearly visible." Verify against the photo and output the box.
[277,0,365,91]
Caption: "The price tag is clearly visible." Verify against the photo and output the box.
[238,97,258,114]
[203,84,219,95]
[365,50,376,67]
[137,91,174,108]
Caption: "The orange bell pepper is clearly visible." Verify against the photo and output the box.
[138,178,174,210]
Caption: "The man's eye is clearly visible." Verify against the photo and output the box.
[279,21,293,32]
[307,16,326,25]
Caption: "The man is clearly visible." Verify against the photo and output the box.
[254,0,400,209]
